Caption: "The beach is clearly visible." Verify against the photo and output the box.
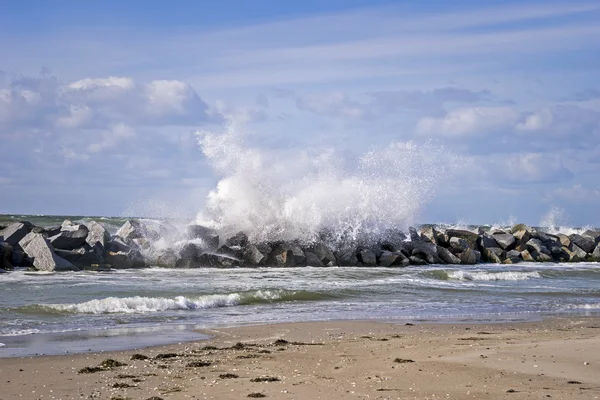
[2,318,599,400]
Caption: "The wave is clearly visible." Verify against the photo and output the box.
[443,270,541,281]
[15,289,332,315]
[0,328,41,337]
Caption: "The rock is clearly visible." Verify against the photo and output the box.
[304,251,324,267]
[378,230,408,252]
[0,223,31,246]
[520,249,535,262]
[225,232,249,248]
[555,234,571,248]
[357,250,377,266]
[483,247,503,263]
[408,227,421,242]
[492,233,516,250]
[54,247,104,268]
[43,226,62,237]
[526,238,550,256]
[459,249,480,265]
[571,244,588,260]
[534,232,560,248]
[105,250,145,269]
[307,242,336,265]
[216,245,244,260]
[378,251,405,267]
[197,253,240,268]
[569,234,595,254]
[108,237,133,253]
[561,247,581,262]
[155,249,178,268]
[0,242,13,270]
[412,242,443,264]
[266,244,294,267]
[437,246,461,264]
[591,244,600,261]
[334,249,359,266]
[116,220,146,240]
[478,234,499,250]
[49,225,89,250]
[408,255,428,265]
[85,220,111,253]
[21,234,76,272]
[550,246,569,261]
[446,229,478,249]
[242,245,267,266]
[528,249,552,262]
[176,243,203,267]
[582,230,600,245]
[449,237,470,252]
[511,223,531,238]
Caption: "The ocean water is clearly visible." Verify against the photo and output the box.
[1,260,599,356]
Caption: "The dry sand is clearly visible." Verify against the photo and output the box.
[1,318,600,400]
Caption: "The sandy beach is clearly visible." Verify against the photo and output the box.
[1,318,599,400]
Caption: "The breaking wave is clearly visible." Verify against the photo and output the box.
[15,290,332,315]
[194,117,461,244]
[445,270,541,281]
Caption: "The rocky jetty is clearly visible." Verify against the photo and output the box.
[0,220,599,272]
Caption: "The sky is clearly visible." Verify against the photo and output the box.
[1,0,600,226]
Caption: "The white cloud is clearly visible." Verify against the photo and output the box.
[416,107,520,136]
[87,123,136,153]
[552,184,600,202]
[502,153,573,183]
[516,108,554,131]
[296,93,372,119]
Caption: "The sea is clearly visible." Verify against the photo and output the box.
[1,214,599,358]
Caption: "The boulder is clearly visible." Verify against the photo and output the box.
[446,229,478,249]
[535,232,560,248]
[105,250,145,269]
[459,249,480,265]
[591,244,600,261]
[520,249,535,262]
[378,230,408,252]
[378,251,409,267]
[492,233,516,250]
[550,246,569,261]
[116,220,146,240]
[197,253,240,268]
[0,242,13,270]
[0,223,31,246]
[478,234,499,250]
[482,247,503,263]
[437,246,461,264]
[85,220,111,253]
[21,234,76,272]
[408,227,421,242]
[571,244,588,260]
[412,242,443,264]
[108,237,134,253]
[54,247,104,268]
[555,234,571,248]
[561,247,581,262]
[49,225,89,250]
[408,255,428,265]
[511,223,531,240]
[357,250,377,266]
[155,249,178,268]
[334,249,359,266]
[582,230,600,245]
[216,245,244,260]
[528,249,552,262]
[304,251,324,267]
[569,234,595,254]
[242,244,268,266]
[449,237,470,252]
[307,242,336,265]
[526,238,550,256]
[225,232,249,248]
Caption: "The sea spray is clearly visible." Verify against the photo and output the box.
[194,117,462,245]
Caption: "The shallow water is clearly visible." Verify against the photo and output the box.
[1,262,599,356]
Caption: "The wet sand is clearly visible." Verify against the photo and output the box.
[1,318,599,400]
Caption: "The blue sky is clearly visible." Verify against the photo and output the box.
[1,0,600,226]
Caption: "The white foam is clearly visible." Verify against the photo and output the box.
[448,270,541,281]
[0,343,4,347]
[45,294,243,314]
[0,329,41,337]
[194,117,461,244]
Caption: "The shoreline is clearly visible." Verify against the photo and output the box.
[1,317,600,399]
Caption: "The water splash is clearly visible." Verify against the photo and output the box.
[194,117,462,245]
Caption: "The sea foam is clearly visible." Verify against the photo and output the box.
[447,270,541,281]
[193,117,461,245]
